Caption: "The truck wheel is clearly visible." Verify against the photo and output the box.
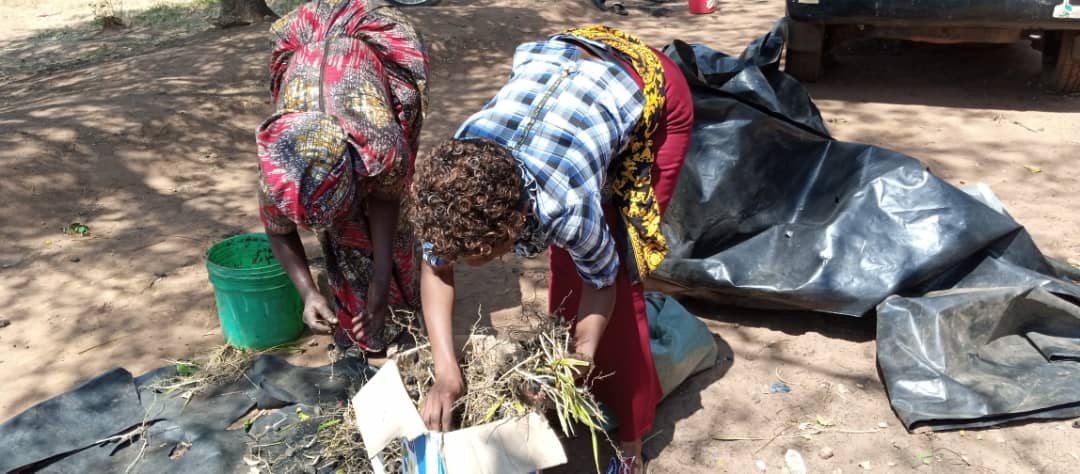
[785,21,826,82]
[1042,31,1080,93]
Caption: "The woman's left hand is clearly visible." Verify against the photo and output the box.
[353,284,389,346]
[363,194,398,350]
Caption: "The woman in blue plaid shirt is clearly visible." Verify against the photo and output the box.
[409,26,693,474]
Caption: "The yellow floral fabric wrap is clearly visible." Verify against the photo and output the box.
[565,25,667,283]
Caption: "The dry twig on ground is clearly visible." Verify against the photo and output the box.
[314,403,404,474]
[148,344,293,400]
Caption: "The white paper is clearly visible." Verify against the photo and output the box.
[441,413,567,473]
[353,358,568,474]
[352,360,428,455]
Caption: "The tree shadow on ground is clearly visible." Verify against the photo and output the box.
[0,0,844,466]
[0,0,602,419]
[0,0,308,83]
[2,0,765,421]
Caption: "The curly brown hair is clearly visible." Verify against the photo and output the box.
[409,138,527,263]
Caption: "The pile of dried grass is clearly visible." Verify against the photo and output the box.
[238,361,403,474]
[241,402,402,474]
[314,403,404,474]
[149,342,405,473]
[152,310,606,472]
[397,312,612,471]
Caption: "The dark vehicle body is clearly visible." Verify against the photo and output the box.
[785,0,1080,91]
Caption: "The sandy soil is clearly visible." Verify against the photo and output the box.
[1,0,1078,473]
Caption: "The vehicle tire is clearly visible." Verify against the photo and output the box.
[387,0,440,6]
[1042,31,1080,93]
[786,21,826,82]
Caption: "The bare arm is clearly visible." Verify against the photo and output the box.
[353,194,400,341]
[267,229,336,332]
[419,261,464,432]
[267,230,318,301]
[572,283,617,359]
[368,195,400,295]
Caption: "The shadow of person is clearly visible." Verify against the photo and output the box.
[644,333,734,460]
[648,278,877,343]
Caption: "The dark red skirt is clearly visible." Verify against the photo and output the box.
[548,49,694,442]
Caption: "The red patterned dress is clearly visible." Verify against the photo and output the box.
[255,0,428,346]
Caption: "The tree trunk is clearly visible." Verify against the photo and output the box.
[216,0,279,28]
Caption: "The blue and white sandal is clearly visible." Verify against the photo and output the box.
[607,455,646,474]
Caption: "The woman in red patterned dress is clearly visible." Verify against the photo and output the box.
[255,0,428,352]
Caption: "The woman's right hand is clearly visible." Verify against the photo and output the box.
[420,373,464,432]
[301,292,338,333]
[265,231,337,334]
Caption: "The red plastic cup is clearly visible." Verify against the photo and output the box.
[688,0,717,14]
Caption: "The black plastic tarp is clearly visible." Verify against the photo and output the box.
[656,26,1061,317]
[658,21,1080,430]
[0,356,371,473]
[877,259,1080,430]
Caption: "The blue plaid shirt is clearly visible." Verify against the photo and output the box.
[423,36,645,288]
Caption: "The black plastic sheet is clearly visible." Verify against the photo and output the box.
[0,368,146,473]
[658,21,1080,430]
[657,23,1060,317]
[0,356,371,473]
[877,259,1080,430]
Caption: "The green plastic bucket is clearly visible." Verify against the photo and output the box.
[206,233,304,349]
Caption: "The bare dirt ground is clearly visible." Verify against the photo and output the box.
[1,0,1079,473]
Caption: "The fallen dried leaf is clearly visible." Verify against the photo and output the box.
[1023,165,1042,174]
